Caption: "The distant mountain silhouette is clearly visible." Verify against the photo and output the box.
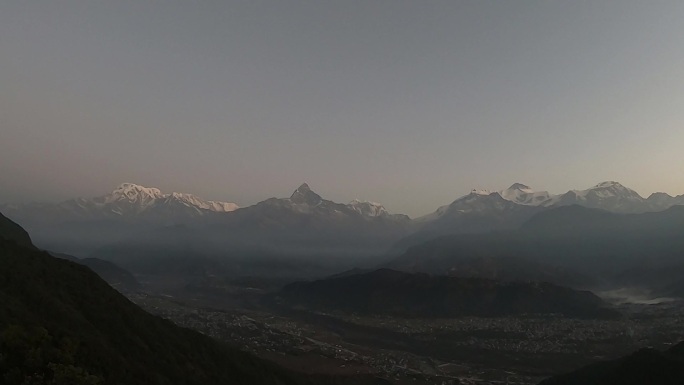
[522,204,684,238]
[387,205,684,289]
[4,181,684,260]
[276,269,619,319]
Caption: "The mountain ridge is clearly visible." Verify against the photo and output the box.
[0,183,239,226]
[3,180,684,257]
[275,268,619,319]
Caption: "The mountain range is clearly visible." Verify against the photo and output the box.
[0,183,239,225]
[418,181,684,220]
[389,181,683,254]
[2,180,683,258]
[4,181,682,226]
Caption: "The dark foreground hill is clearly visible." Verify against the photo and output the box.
[539,341,684,385]
[0,239,390,385]
[276,269,618,319]
[51,252,142,293]
[0,212,33,248]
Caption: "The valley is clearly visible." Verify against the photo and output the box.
[5,5,684,383]
[128,279,684,385]
[3,181,684,384]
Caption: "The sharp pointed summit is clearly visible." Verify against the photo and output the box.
[295,183,311,192]
[290,183,322,205]
[508,183,533,191]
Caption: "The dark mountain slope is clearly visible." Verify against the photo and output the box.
[0,212,33,248]
[538,341,684,385]
[51,252,141,293]
[438,255,593,288]
[0,240,388,385]
[522,204,684,238]
[387,205,684,283]
[276,269,618,319]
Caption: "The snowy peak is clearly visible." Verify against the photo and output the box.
[498,183,550,206]
[347,199,389,217]
[105,183,164,205]
[594,181,621,188]
[290,183,322,206]
[101,183,239,215]
[0,183,240,226]
[508,183,533,192]
[469,189,492,196]
[545,181,647,213]
[419,181,650,224]
[87,183,240,218]
[162,192,239,213]
[585,181,643,199]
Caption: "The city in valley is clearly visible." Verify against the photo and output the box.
[3,3,684,384]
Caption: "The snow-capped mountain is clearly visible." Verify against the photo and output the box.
[245,183,346,217]
[347,199,389,218]
[412,180,684,241]
[498,183,551,206]
[417,183,549,224]
[416,189,494,223]
[1,183,239,225]
[202,183,412,256]
[545,181,648,213]
[417,181,669,228]
[158,192,239,213]
[3,179,683,257]
[398,180,684,253]
[227,183,407,224]
[391,188,545,254]
[101,183,165,207]
[104,183,239,213]
[492,181,677,213]
[415,189,543,233]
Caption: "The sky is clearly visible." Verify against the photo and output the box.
[1,1,683,217]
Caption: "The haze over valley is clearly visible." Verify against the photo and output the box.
[3,179,684,383]
[2,1,684,384]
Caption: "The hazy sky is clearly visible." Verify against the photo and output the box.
[2,1,684,217]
